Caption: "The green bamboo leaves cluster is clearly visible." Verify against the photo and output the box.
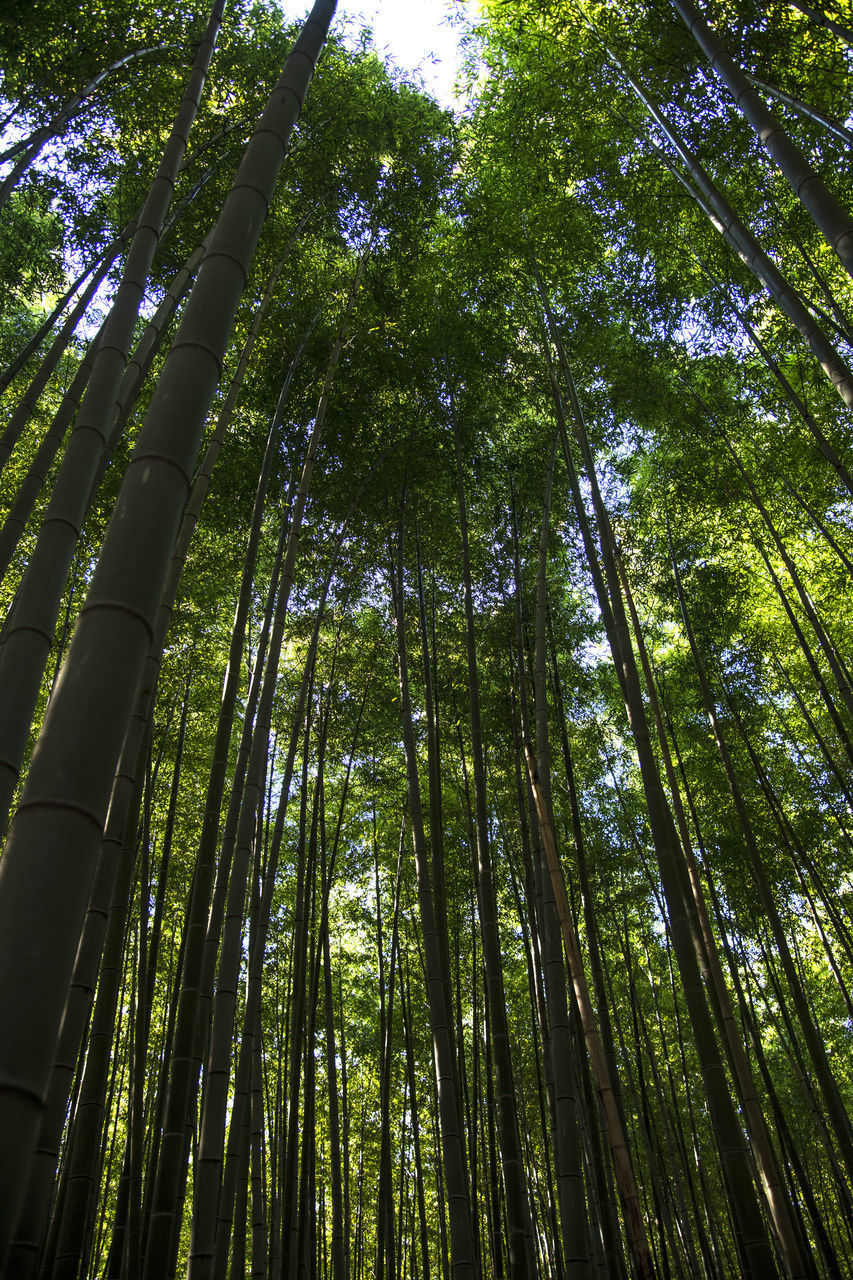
[0,0,852,1275]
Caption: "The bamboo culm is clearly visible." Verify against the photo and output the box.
[0,3,336,1261]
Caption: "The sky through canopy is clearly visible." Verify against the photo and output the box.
[340,0,479,108]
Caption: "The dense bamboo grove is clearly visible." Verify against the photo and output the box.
[1,0,853,1275]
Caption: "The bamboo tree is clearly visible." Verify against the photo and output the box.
[375,834,403,1280]
[521,431,590,1278]
[611,540,812,1278]
[0,239,123,480]
[0,0,228,830]
[671,0,853,278]
[0,243,127,398]
[4,1,853,1272]
[188,246,362,1276]
[538,312,779,1274]
[0,43,180,212]
[0,3,335,1259]
[450,401,538,1279]
[0,238,206,580]
[390,503,478,1280]
[594,27,853,426]
[278,706,316,1277]
[668,530,853,1194]
[745,73,853,147]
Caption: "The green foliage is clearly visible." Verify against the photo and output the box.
[3,0,853,1274]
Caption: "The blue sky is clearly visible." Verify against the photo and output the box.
[339,0,480,108]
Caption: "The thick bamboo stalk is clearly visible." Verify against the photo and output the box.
[0,0,228,830]
[4,239,308,1278]
[0,3,335,1260]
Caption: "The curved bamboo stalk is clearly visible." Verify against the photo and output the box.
[672,0,853,277]
[0,237,124,480]
[596,29,853,415]
[0,240,206,583]
[788,0,853,44]
[746,73,853,148]
[0,44,181,210]
[675,249,853,493]
[0,244,120,399]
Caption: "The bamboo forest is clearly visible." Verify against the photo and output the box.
[5,0,853,1275]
